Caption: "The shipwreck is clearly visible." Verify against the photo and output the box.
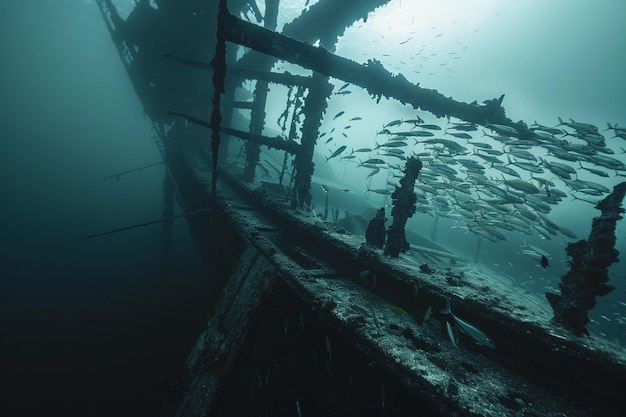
[94,1,626,416]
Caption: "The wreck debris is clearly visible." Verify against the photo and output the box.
[384,157,422,258]
[365,207,387,249]
[546,181,626,336]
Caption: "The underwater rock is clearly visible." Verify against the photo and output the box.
[546,181,626,336]
[384,157,422,258]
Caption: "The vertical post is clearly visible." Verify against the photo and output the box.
[243,0,280,182]
[209,0,229,203]
[217,45,240,163]
[291,32,336,208]
[293,72,332,207]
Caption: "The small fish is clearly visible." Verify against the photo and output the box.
[396,130,434,137]
[422,306,432,326]
[362,186,393,195]
[440,298,495,348]
[445,131,473,140]
[469,141,492,149]
[578,162,609,177]
[448,123,477,132]
[333,111,345,120]
[335,90,352,95]
[389,305,407,315]
[326,145,347,161]
[360,158,386,165]
[375,140,408,149]
[510,161,544,173]
[404,116,425,124]
[486,123,519,136]
[350,116,363,121]
[366,168,380,179]
[541,255,550,269]
[492,164,521,178]
[384,119,403,128]
[415,124,442,130]
[557,117,597,133]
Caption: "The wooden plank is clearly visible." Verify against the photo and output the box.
[177,245,278,417]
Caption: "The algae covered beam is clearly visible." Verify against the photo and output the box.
[167,111,301,154]
[220,127,300,155]
[222,13,511,126]
[163,53,312,88]
[229,67,312,89]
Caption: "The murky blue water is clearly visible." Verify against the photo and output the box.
[0,1,210,415]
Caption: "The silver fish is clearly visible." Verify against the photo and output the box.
[441,298,495,348]
[326,145,347,161]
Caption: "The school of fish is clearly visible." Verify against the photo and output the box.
[323,109,626,243]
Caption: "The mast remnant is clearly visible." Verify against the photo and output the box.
[384,157,423,258]
[546,182,626,336]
